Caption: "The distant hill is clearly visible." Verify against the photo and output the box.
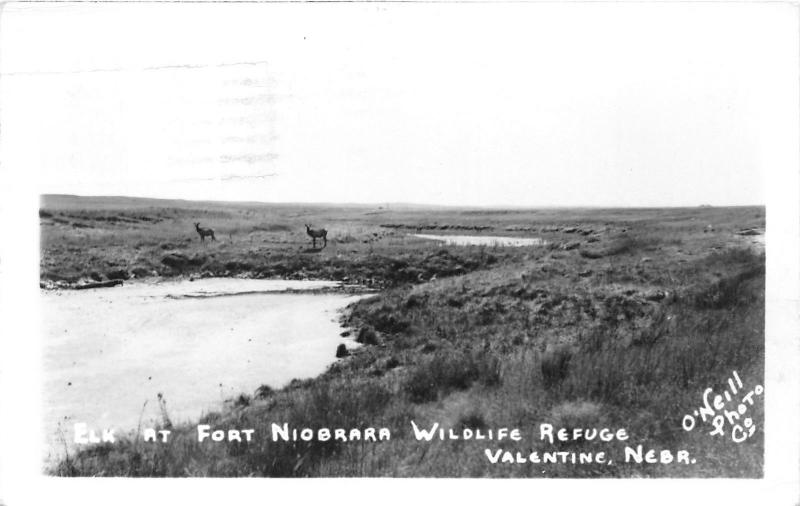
[39,194,765,212]
[40,194,465,211]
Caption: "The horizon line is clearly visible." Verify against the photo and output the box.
[39,193,767,210]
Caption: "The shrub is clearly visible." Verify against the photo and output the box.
[404,349,502,403]
[372,312,410,334]
[692,267,763,310]
[254,385,274,399]
[457,410,488,431]
[105,268,130,280]
[356,326,379,345]
[578,248,605,259]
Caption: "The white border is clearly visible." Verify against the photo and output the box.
[0,2,798,505]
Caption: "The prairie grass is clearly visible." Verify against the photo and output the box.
[44,197,765,477]
[403,349,502,403]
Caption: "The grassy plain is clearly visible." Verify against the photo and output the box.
[40,194,766,477]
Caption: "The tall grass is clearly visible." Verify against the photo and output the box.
[404,349,501,403]
[47,200,765,477]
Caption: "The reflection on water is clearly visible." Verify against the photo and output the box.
[412,233,546,247]
[42,278,365,459]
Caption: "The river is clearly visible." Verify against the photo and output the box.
[41,278,367,459]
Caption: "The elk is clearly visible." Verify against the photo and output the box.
[194,222,216,242]
[305,224,327,249]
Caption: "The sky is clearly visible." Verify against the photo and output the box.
[0,2,789,207]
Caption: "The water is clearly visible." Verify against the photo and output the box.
[412,234,546,247]
[41,278,366,459]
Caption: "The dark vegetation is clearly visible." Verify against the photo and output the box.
[42,195,766,477]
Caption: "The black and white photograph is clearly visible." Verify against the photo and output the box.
[0,0,798,503]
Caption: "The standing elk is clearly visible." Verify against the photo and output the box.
[305,224,328,249]
[194,222,216,242]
